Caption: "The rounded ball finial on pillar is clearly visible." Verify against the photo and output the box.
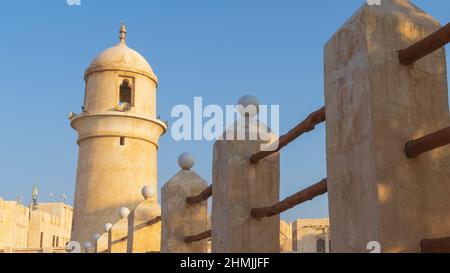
[178,153,195,171]
[237,95,260,117]
[118,207,131,219]
[93,234,101,241]
[141,186,155,200]
[104,223,113,232]
[84,241,92,253]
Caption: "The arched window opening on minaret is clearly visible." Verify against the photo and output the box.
[119,79,133,106]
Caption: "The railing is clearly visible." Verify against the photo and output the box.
[251,179,328,218]
[421,236,450,253]
[399,22,450,252]
[186,185,213,205]
[185,230,212,243]
[250,107,326,164]
[183,186,213,244]
[399,22,450,159]
[399,23,450,65]
[109,215,162,247]
[248,108,327,221]
[134,215,162,231]
[405,126,450,158]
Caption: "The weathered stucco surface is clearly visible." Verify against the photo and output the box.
[325,0,450,253]
[0,200,72,251]
[212,120,280,253]
[292,218,330,253]
[127,199,161,253]
[96,232,108,253]
[108,217,128,253]
[70,32,166,245]
[161,170,209,253]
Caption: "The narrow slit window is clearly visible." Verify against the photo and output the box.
[40,232,44,248]
[119,80,132,105]
[120,137,126,146]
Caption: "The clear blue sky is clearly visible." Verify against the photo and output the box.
[0,0,448,222]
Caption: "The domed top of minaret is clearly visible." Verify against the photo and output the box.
[85,23,157,83]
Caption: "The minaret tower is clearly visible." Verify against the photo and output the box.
[70,24,167,244]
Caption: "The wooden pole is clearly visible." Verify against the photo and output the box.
[421,236,450,253]
[251,179,328,218]
[405,126,450,158]
[132,215,161,232]
[146,215,161,226]
[186,185,212,205]
[399,22,450,65]
[250,107,326,164]
[185,230,212,243]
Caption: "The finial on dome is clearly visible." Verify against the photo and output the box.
[119,23,127,44]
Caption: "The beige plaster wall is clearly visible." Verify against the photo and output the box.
[127,199,161,253]
[0,199,29,249]
[108,217,128,253]
[161,170,209,253]
[27,203,72,249]
[325,0,450,253]
[292,219,330,253]
[71,47,166,245]
[96,232,108,253]
[280,220,293,253]
[212,120,280,253]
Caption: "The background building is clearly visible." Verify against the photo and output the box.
[292,218,330,253]
[0,192,73,253]
[0,198,29,249]
[27,203,73,249]
[280,220,293,253]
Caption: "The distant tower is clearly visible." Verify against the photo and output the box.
[31,186,38,210]
[70,24,167,244]
[17,195,23,205]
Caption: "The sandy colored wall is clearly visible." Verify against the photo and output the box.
[128,199,161,253]
[0,199,72,250]
[0,198,29,249]
[109,218,128,253]
[292,219,330,253]
[71,67,166,245]
[212,120,280,253]
[280,220,293,253]
[325,0,450,253]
